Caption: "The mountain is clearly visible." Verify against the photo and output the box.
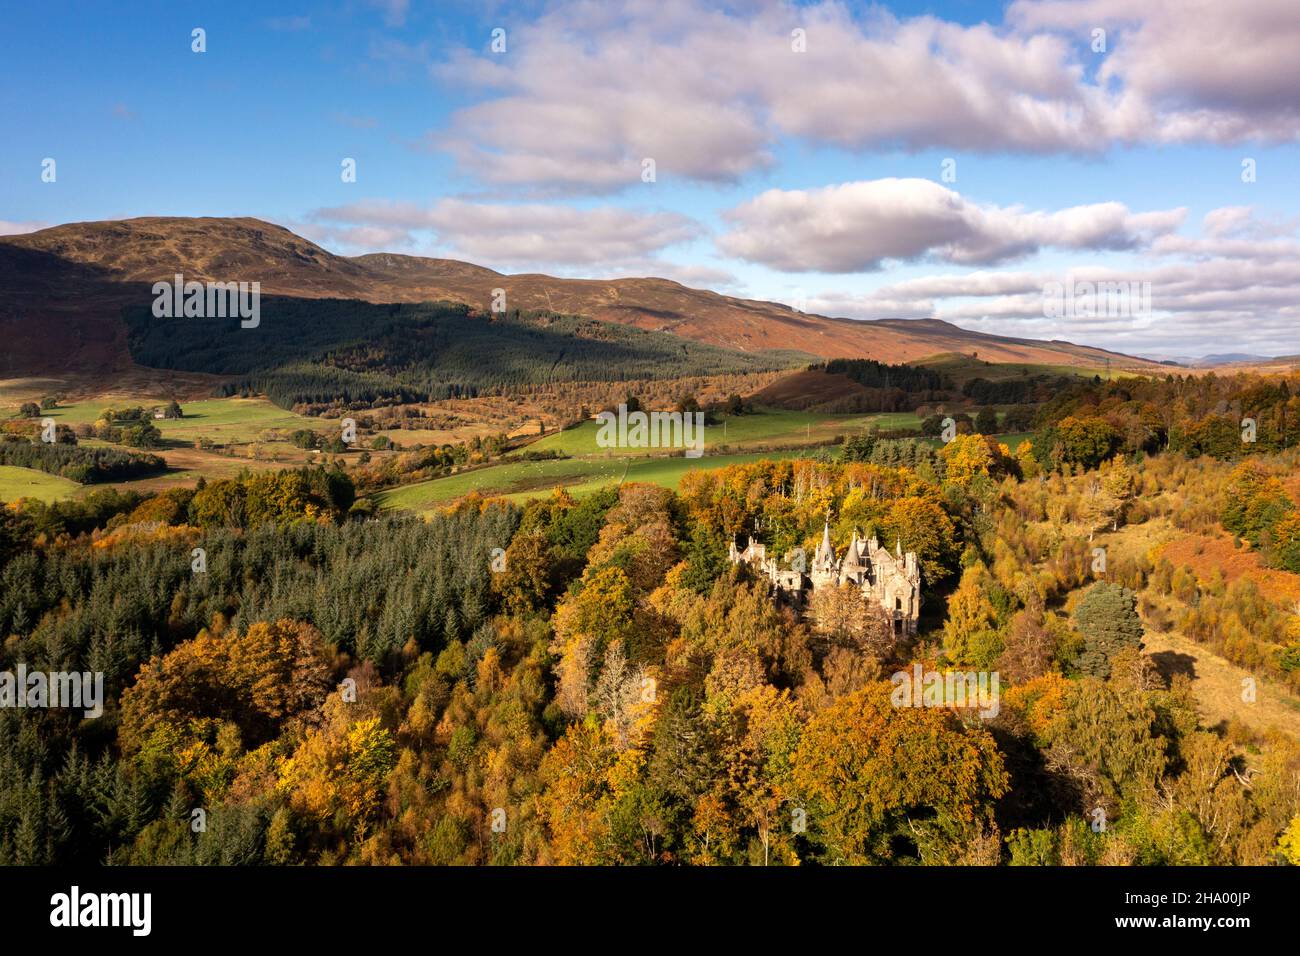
[1148,353,1272,367]
[0,216,1160,379]
[1198,353,1271,366]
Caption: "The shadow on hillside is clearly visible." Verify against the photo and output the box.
[1150,649,1197,684]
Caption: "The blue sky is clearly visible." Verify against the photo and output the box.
[3,0,1299,357]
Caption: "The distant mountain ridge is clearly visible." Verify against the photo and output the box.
[0,216,1162,377]
[1142,352,1300,369]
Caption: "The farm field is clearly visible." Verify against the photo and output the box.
[122,443,325,493]
[361,404,1035,514]
[528,407,922,458]
[37,396,324,445]
[902,429,1033,451]
[3,395,358,498]
[375,422,504,449]
[0,465,82,504]
[375,447,832,513]
[5,391,1039,509]
[373,396,557,449]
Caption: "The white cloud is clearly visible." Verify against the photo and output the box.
[296,221,416,251]
[1148,206,1300,261]
[427,0,1300,192]
[585,259,739,288]
[1009,0,1300,143]
[306,198,703,270]
[717,178,1185,272]
[796,244,1300,356]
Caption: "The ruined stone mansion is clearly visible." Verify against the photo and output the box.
[728,520,922,636]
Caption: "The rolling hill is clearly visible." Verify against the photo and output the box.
[0,216,1162,383]
[122,297,816,407]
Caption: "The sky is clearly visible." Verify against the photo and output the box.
[2,0,1299,358]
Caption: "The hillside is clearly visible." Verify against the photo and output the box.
[0,217,1161,381]
[122,297,815,407]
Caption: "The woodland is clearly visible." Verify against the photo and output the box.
[2,369,1299,865]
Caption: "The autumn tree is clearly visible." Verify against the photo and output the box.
[718,686,803,865]
[551,566,636,716]
[942,563,1002,667]
[792,682,1008,864]
[883,494,959,583]
[535,717,621,864]
[1039,677,1167,814]
[1082,453,1138,532]
[592,640,656,749]
[120,618,333,752]
[996,609,1055,684]
[278,712,398,843]
[492,531,559,614]
[1051,415,1121,470]
[584,483,681,595]
[939,434,996,488]
[807,582,895,678]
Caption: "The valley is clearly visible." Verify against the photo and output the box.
[3,215,1300,872]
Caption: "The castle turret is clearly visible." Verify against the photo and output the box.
[814,519,833,564]
[811,517,838,587]
[840,529,866,585]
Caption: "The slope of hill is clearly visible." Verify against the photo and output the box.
[122,297,816,407]
[0,216,1162,379]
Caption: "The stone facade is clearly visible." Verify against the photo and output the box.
[728,520,922,636]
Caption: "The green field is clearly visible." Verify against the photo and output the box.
[37,397,323,445]
[997,431,1035,449]
[377,406,1039,513]
[376,447,832,513]
[5,392,1038,512]
[377,406,922,514]
[0,465,82,504]
[528,407,923,458]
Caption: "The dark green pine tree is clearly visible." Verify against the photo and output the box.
[1073,582,1144,678]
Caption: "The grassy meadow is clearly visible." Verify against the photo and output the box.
[528,407,923,458]
[0,465,83,504]
[375,447,833,513]
[38,396,323,445]
[4,392,1037,511]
